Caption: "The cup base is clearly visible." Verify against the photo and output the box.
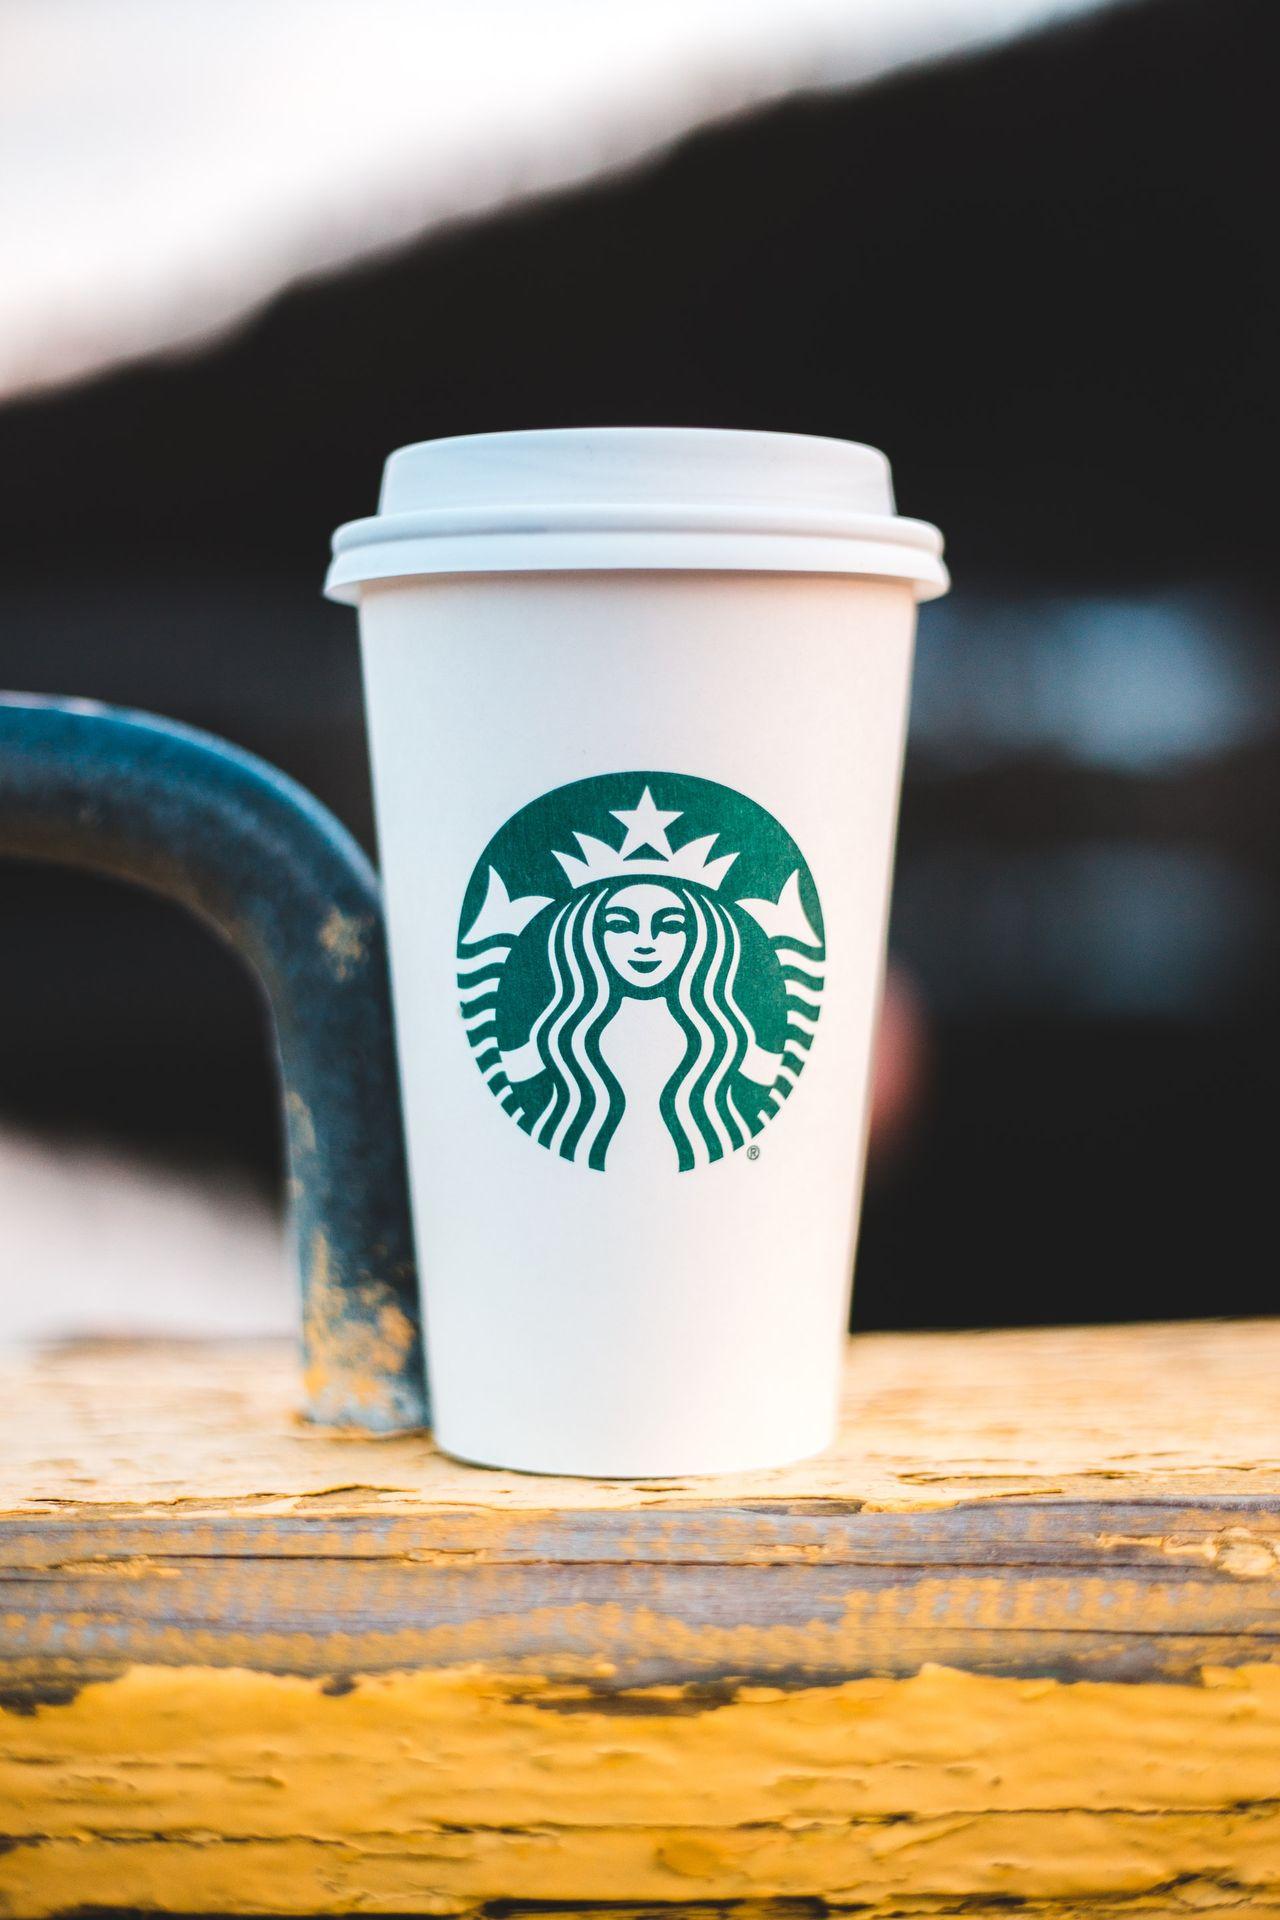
[429,1424,838,1482]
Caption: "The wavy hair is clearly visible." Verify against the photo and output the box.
[516,879,762,1172]
[659,883,758,1171]
[518,887,626,1171]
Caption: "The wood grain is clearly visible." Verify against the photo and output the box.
[3,1320,1280,1915]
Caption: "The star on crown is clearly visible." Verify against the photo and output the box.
[553,785,739,892]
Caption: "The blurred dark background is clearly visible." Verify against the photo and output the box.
[0,0,1275,1330]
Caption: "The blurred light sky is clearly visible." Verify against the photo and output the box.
[1,0,1097,400]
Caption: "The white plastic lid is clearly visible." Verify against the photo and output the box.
[324,427,948,602]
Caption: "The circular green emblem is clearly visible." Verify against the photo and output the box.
[457,772,824,1172]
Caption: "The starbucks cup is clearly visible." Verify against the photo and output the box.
[326,428,946,1475]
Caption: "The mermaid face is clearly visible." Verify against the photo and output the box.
[600,882,689,993]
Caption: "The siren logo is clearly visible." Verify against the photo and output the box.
[456,773,825,1173]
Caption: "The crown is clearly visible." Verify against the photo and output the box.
[553,785,738,893]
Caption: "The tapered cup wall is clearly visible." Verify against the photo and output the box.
[358,570,916,1476]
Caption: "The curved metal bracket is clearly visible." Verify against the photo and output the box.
[0,694,426,1432]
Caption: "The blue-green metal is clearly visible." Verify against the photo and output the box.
[0,694,427,1433]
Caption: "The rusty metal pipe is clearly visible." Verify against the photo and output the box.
[0,694,426,1432]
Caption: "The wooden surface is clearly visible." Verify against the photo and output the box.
[3,1319,1280,1916]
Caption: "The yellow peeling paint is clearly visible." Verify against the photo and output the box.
[7,1324,1280,1913]
[8,1318,1280,1514]
[4,1662,1280,1915]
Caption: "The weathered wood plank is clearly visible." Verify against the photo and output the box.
[3,1320,1280,1916]
[7,1493,1280,1566]
[6,1317,1280,1516]
[3,1664,1280,1914]
[5,1557,1280,1690]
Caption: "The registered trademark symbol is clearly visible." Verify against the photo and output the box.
[747,1145,761,1161]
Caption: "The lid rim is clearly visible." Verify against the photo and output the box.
[325,529,950,606]
[332,503,944,555]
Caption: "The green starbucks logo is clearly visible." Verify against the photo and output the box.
[457,772,824,1172]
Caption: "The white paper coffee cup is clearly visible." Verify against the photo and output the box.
[326,428,946,1475]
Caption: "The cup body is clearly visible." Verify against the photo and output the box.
[358,567,917,1475]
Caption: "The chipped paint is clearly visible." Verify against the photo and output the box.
[3,1326,1280,1913]
[301,1229,420,1426]
[7,1320,1280,1518]
[4,1663,1280,1914]
[283,1089,318,1155]
[1098,1526,1280,1580]
[318,904,369,980]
